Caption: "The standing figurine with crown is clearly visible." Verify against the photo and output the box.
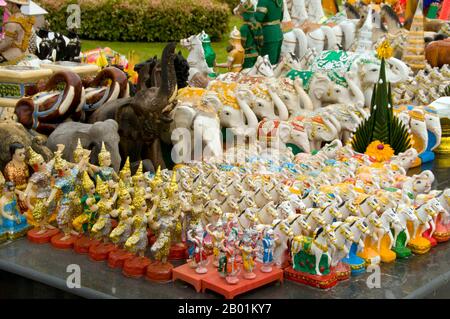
[109,181,134,248]
[72,172,100,250]
[90,142,119,184]
[24,146,59,243]
[216,27,245,73]
[47,146,89,248]
[91,176,118,242]
[146,192,177,282]
[124,192,149,257]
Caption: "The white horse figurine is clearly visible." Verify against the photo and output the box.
[272,219,293,267]
[257,201,279,225]
[288,213,312,237]
[303,208,326,235]
[208,183,229,203]
[375,208,401,252]
[291,225,336,275]
[330,222,354,267]
[202,199,223,226]
[180,34,212,87]
[237,208,258,230]
[393,204,417,246]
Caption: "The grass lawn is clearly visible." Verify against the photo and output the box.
[81,16,243,65]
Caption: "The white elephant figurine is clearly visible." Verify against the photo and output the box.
[273,77,314,118]
[256,118,311,154]
[390,148,418,171]
[202,88,259,139]
[309,50,411,107]
[307,71,365,109]
[300,114,340,151]
[169,88,223,163]
[238,82,289,121]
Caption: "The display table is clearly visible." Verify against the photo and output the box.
[0,65,53,108]
[0,156,449,299]
[40,62,100,78]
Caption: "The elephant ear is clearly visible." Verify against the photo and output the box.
[202,93,222,112]
[173,105,196,129]
[278,122,291,142]
[310,73,330,100]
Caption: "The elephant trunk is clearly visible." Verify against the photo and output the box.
[346,76,365,107]
[294,80,314,111]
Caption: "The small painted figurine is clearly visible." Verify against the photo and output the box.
[132,161,151,201]
[206,220,226,267]
[91,176,118,242]
[150,197,176,264]
[71,139,90,219]
[261,228,275,273]
[238,229,257,279]
[124,192,149,256]
[109,181,134,247]
[24,147,56,233]
[218,224,240,283]
[0,181,30,239]
[46,150,88,241]
[3,143,29,211]
[187,223,208,273]
[90,142,119,182]
[216,26,245,72]
[72,172,100,236]
[119,157,132,190]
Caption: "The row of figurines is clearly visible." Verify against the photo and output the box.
[392,64,450,106]
[1,138,449,283]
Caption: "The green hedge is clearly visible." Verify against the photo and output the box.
[217,0,241,12]
[38,0,230,41]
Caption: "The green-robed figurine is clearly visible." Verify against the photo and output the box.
[237,1,263,68]
[254,0,283,65]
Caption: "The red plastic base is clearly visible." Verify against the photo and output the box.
[73,236,100,254]
[27,228,60,244]
[284,267,338,289]
[423,230,438,247]
[331,262,351,281]
[89,243,118,261]
[172,256,215,292]
[145,261,174,282]
[434,233,450,243]
[169,242,188,260]
[107,249,135,269]
[201,262,284,299]
[50,233,79,249]
[123,256,152,278]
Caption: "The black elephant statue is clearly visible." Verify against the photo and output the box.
[88,42,179,170]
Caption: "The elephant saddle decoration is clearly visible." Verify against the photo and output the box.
[82,67,130,120]
[15,70,84,135]
[14,67,129,135]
